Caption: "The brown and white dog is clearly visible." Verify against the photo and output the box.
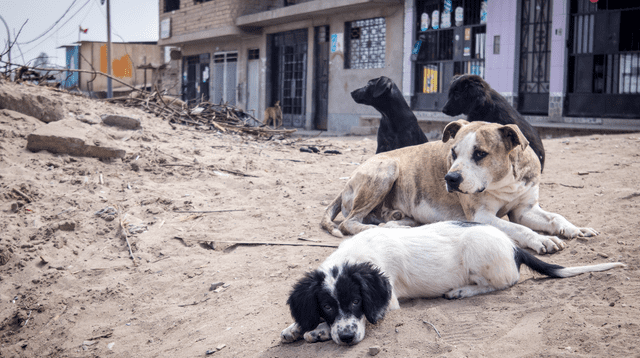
[320,120,598,254]
[263,100,282,129]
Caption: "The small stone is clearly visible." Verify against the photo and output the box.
[57,221,76,231]
[101,114,142,130]
[598,252,609,258]
[368,346,381,356]
[83,340,97,346]
[107,342,115,350]
[205,350,216,355]
[210,282,224,291]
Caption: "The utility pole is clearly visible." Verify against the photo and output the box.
[106,0,113,98]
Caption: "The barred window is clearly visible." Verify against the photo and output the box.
[345,17,386,69]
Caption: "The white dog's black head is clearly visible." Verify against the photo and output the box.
[442,74,492,116]
[286,262,391,345]
[350,76,395,106]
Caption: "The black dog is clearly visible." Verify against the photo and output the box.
[442,74,545,171]
[351,76,428,154]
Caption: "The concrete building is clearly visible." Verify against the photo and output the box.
[158,0,640,135]
[61,41,163,96]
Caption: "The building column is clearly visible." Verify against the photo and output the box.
[402,0,415,99]
[548,0,569,120]
[484,0,519,107]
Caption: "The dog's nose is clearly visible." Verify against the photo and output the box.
[339,332,355,344]
[445,172,463,192]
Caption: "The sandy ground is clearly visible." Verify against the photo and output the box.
[0,83,639,358]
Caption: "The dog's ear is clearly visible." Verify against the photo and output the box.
[352,263,391,324]
[372,77,393,98]
[286,270,325,332]
[499,124,529,152]
[442,119,469,142]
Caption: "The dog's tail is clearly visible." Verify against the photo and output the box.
[514,248,625,278]
[320,196,343,238]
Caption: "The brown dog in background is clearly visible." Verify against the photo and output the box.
[264,100,283,128]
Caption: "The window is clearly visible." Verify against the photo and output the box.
[344,17,386,69]
[165,0,179,12]
[248,49,260,60]
[413,0,487,111]
[213,52,238,106]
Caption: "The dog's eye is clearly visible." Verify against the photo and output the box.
[323,304,332,312]
[451,149,457,160]
[352,299,360,306]
[473,150,488,161]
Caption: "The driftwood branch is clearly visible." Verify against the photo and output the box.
[173,209,245,214]
[174,236,339,249]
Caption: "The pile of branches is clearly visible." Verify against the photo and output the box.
[0,60,295,138]
[107,92,296,138]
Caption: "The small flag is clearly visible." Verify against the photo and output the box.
[79,26,88,34]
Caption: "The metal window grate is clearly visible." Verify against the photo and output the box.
[519,0,552,94]
[345,17,386,69]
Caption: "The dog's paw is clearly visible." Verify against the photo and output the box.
[303,322,331,343]
[562,226,599,239]
[444,289,463,300]
[281,323,302,343]
[532,235,565,254]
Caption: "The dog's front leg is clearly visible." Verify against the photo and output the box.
[509,204,599,241]
[472,211,565,254]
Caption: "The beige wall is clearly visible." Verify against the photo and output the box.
[77,42,162,93]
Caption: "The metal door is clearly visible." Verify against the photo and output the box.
[314,25,329,130]
[269,29,308,128]
[566,0,640,118]
[182,53,210,105]
[213,52,237,106]
[518,0,552,115]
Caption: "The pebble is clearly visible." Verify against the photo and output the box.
[107,342,115,350]
[369,346,381,356]
[210,282,224,291]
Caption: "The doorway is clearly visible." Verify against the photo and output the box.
[268,29,308,128]
[518,0,552,115]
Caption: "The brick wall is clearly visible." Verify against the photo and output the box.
[159,0,282,38]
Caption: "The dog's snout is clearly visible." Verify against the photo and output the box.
[442,103,452,115]
[445,172,463,192]
[339,332,355,344]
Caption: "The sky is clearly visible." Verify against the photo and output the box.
[0,0,159,68]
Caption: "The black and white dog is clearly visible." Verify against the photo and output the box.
[282,221,624,346]
[442,74,546,171]
[351,76,428,154]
